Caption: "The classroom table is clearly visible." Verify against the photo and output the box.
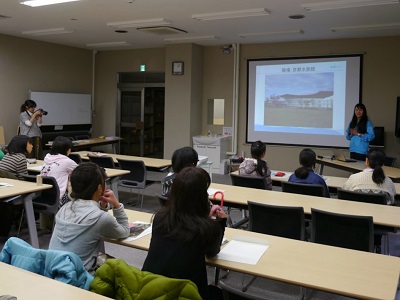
[209,183,400,228]
[105,209,400,300]
[0,262,109,300]
[74,151,172,171]
[264,170,400,195]
[46,137,122,153]
[0,178,51,248]
[27,161,130,200]
[316,157,400,181]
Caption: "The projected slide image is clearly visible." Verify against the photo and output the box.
[263,72,334,128]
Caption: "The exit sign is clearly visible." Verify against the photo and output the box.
[140,65,146,72]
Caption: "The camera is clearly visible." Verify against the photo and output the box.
[38,108,48,115]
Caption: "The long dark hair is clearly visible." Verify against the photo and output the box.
[7,135,32,155]
[349,103,369,134]
[70,162,106,200]
[251,141,268,176]
[367,148,386,184]
[20,99,37,113]
[294,148,316,179]
[154,167,218,244]
[171,147,198,173]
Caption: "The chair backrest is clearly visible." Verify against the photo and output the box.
[337,189,387,205]
[281,181,326,197]
[311,208,374,252]
[0,125,5,145]
[117,158,147,188]
[384,156,396,167]
[230,174,268,190]
[0,169,19,180]
[88,155,115,169]
[248,201,305,240]
[75,135,90,140]
[155,193,168,207]
[68,153,82,164]
[22,175,60,214]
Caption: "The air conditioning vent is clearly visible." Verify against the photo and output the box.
[137,26,187,35]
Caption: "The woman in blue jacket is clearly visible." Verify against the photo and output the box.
[346,103,375,161]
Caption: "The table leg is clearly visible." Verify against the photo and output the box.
[318,163,324,175]
[22,193,39,248]
[109,176,120,200]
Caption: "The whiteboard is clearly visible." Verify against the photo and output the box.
[29,91,92,126]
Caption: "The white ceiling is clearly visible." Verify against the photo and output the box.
[1,0,400,50]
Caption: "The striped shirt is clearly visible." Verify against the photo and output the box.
[0,153,28,180]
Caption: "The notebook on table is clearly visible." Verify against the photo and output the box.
[332,149,357,162]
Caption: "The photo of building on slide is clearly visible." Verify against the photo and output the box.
[264,72,334,128]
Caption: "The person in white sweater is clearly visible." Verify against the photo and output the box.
[342,148,395,205]
[41,136,78,207]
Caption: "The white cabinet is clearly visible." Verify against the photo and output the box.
[193,136,231,174]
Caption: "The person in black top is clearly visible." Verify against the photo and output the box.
[143,167,227,300]
[161,146,198,197]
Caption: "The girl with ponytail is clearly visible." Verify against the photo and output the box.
[343,148,395,205]
[239,140,272,190]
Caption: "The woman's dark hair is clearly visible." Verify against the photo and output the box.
[70,162,106,200]
[20,99,37,113]
[367,148,386,184]
[294,148,316,179]
[349,103,369,134]
[250,141,268,176]
[171,147,198,173]
[50,136,73,156]
[7,135,32,155]
[154,167,218,244]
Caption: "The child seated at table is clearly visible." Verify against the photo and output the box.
[41,136,78,207]
[49,162,130,273]
[143,167,226,300]
[239,140,272,190]
[288,148,330,198]
[0,135,33,238]
[161,147,198,197]
[342,148,395,204]
[0,135,32,180]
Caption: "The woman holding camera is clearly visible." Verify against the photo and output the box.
[19,99,44,159]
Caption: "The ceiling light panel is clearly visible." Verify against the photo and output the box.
[331,23,400,32]
[164,35,217,43]
[22,28,74,36]
[86,41,130,48]
[239,30,304,38]
[20,0,80,7]
[192,8,270,21]
[107,18,171,29]
[302,0,399,11]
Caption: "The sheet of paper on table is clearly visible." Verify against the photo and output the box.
[216,236,269,265]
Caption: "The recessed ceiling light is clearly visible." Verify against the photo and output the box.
[20,0,80,7]
[107,18,171,29]
[115,30,128,33]
[302,0,399,11]
[22,27,74,36]
[192,8,270,21]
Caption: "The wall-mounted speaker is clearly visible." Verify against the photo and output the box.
[396,97,400,137]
